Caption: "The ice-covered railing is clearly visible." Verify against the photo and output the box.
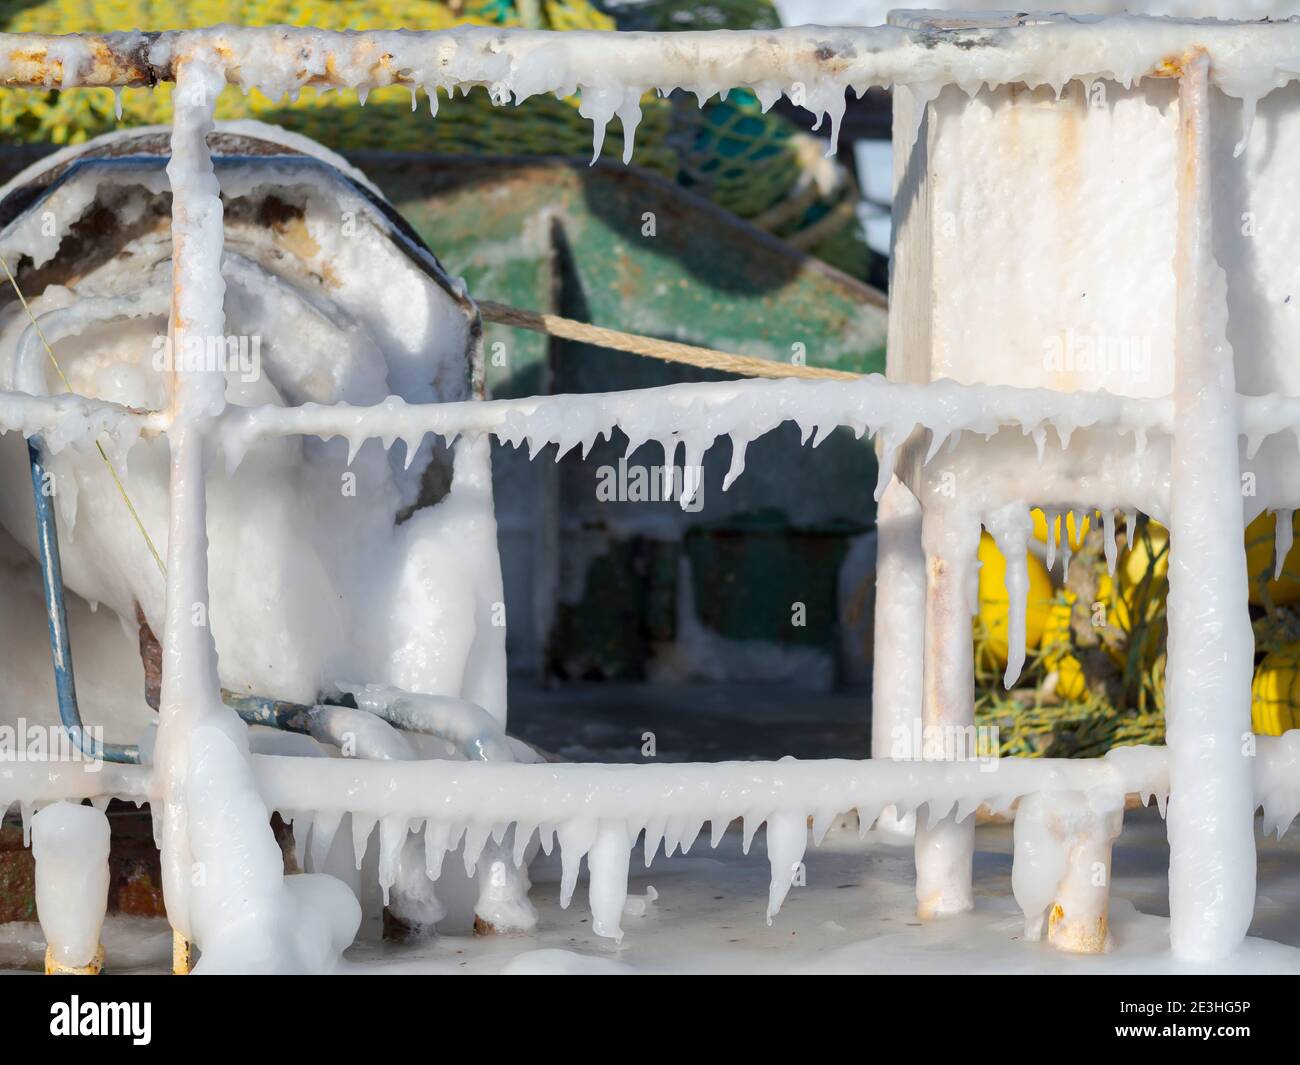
[0,392,161,454]
[4,17,1300,969]
[3,19,1300,156]
[216,378,1172,502]
[6,733,1300,944]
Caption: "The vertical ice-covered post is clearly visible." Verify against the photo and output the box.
[154,51,360,972]
[152,48,232,953]
[1165,53,1257,961]
[915,502,977,917]
[871,477,922,836]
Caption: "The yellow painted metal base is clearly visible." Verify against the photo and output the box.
[1047,903,1109,954]
[45,944,103,975]
[172,931,192,975]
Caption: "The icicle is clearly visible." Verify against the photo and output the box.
[588,820,632,942]
[462,821,491,875]
[663,816,686,856]
[113,86,123,121]
[855,805,881,837]
[351,814,377,870]
[709,815,731,849]
[811,807,837,846]
[373,818,406,904]
[1032,426,1047,464]
[21,800,35,847]
[1061,511,1076,580]
[1103,509,1118,576]
[1125,510,1137,546]
[722,436,744,490]
[557,818,597,909]
[924,428,949,465]
[765,811,807,924]
[643,816,666,867]
[906,82,942,152]
[741,813,763,855]
[311,811,342,871]
[1045,510,1059,573]
[1275,510,1294,581]
[1233,92,1259,159]
[678,817,704,855]
[513,821,536,866]
[874,435,898,502]
[617,90,643,165]
[679,440,706,511]
[925,797,957,830]
[90,796,109,813]
[587,112,609,164]
[988,504,1032,688]
[955,794,982,825]
[424,820,452,880]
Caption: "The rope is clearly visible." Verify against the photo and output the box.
[476,299,862,382]
[0,255,168,577]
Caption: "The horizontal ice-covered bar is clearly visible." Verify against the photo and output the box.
[1,19,1300,162]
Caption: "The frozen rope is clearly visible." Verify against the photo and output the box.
[476,299,862,382]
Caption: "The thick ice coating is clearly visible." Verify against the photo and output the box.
[31,800,110,968]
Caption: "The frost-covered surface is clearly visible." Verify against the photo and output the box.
[0,121,497,709]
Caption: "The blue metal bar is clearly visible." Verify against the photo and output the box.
[219,691,313,734]
[28,439,140,764]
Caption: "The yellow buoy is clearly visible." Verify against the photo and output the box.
[976,533,1054,670]
[1031,509,1090,552]
[1252,646,1300,736]
[1120,520,1169,589]
[1245,511,1300,607]
[1040,592,1087,700]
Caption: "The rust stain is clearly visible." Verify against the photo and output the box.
[1152,55,1184,78]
